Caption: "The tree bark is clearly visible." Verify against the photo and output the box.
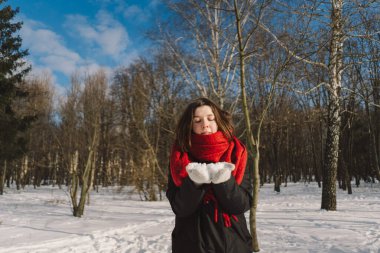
[321,0,343,211]
[70,151,79,217]
[0,160,7,195]
[233,1,260,250]
[364,98,380,181]
[72,121,99,217]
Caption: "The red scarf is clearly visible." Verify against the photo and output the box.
[170,131,248,227]
[170,131,247,187]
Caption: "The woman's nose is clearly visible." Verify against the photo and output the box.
[202,120,209,128]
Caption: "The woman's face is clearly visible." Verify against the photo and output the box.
[192,105,218,135]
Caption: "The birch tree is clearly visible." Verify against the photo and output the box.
[163,0,240,109]
[320,0,344,211]
[258,0,380,210]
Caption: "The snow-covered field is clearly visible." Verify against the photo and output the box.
[0,182,379,253]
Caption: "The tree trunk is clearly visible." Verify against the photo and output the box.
[321,0,343,211]
[73,125,98,217]
[70,151,79,216]
[77,149,94,217]
[0,160,7,195]
[250,153,260,252]
[234,1,260,249]
[321,101,340,210]
[274,173,281,193]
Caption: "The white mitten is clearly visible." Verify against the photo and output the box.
[207,162,224,180]
[210,162,235,184]
[186,163,211,184]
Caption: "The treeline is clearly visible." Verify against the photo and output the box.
[1,57,379,197]
[1,0,380,201]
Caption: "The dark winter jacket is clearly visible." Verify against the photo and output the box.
[166,168,253,253]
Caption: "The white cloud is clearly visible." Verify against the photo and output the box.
[124,5,141,16]
[148,0,162,9]
[21,19,81,76]
[65,11,129,59]
[20,17,111,92]
[16,8,143,95]
[123,5,148,22]
[40,55,79,76]
[64,15,97,41]
[94,0,162,16]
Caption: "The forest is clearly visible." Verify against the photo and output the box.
[1,0,379,222]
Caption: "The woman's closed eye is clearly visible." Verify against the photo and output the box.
[193,117,214,123]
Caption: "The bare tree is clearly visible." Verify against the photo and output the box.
[318,0,344,211]
[23,74,55,188]
[162,0,242,109]
[230,0,305,249]
[60,70,106,217]
[111,54,182,200]
[255,0,380,210]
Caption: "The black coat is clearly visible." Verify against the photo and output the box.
[166,167,253,253]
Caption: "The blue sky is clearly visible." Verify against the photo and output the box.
[9,0,163,90]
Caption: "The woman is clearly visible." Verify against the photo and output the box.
[166,97,253,253]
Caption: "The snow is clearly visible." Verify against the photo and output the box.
[0,182,379,253]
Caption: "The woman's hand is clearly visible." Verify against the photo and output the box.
[208,162,235,184]
[186,163,211,184]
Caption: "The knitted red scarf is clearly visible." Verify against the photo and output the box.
[170,131,247,187]
[170,131,248,227]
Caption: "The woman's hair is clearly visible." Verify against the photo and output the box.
[175,97,234,152]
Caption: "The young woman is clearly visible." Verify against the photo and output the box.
[166,97,253,253]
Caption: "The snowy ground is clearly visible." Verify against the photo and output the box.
[0,182,379,253]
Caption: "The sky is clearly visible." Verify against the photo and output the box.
[0,182,379,252]
[9,0,164,92]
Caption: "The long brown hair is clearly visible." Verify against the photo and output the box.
[175,97,233,152]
